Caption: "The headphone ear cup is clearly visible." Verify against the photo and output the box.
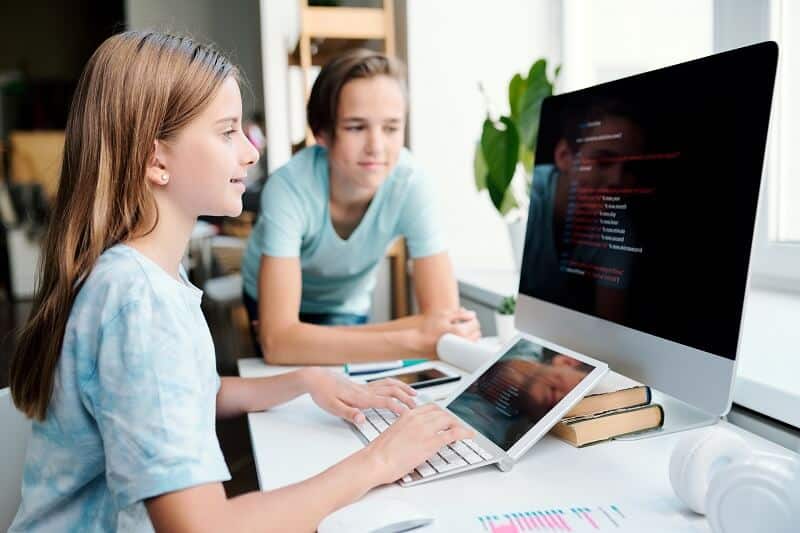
[669,428,749,515]
[707,453,800,533]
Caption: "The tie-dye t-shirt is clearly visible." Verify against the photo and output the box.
[10,244,230,532]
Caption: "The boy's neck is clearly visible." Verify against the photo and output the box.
[328,168,376,212]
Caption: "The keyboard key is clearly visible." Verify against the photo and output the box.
[415,462,436,477]
[356,422,380,441]
[373,419,389,432]
[439,446,459,462]
[452,441,484,464]
[376,408,394,419]
[401,474,413,483]
[464,438,494,460]
[460,448,484,464]
[435,457,467,472]
[428,454,448,471]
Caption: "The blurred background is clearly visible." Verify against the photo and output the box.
[1,0,798,494]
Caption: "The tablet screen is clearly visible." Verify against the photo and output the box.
[447,337,595,451]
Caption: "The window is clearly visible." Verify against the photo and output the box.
[715,0,800,287]
[770,1,800,244]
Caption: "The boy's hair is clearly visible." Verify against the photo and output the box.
[307,48,408,140]
[9,31,236,421]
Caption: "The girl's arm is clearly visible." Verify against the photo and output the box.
[256,255,479,364]
[146,404,473,532]
[215,368,418,421]
[215,372,308,419]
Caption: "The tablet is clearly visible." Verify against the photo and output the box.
[445,333,608,460]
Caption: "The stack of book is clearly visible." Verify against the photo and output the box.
[550,372,664,447]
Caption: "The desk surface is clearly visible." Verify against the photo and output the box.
[237,358,794,532]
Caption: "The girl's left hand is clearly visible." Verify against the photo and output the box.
[303,368,418,424]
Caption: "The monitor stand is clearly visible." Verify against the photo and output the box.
[615,388,720,440]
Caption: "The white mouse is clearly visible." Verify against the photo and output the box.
[318,497,434,533]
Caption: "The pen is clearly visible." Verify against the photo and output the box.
[344,358,428,376]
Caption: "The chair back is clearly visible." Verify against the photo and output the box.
[0,387,31,530]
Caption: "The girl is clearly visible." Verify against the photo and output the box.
[8,31,471,532]
[240,49,481,364]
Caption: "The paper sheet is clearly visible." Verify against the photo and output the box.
[436,334,502,373]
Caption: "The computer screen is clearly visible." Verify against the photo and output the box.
[515,42,778,416]
[519,42,777,361]
[448,337,594,450]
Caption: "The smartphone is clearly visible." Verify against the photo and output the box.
[367,367,461,389]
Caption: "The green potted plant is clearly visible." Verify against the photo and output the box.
[474,59,559,268]
[495,295,517,344]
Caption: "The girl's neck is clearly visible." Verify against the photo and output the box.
[125,198,195,281]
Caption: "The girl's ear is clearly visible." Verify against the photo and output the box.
[145,140,169,186]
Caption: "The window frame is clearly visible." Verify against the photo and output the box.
[738,0,800,291]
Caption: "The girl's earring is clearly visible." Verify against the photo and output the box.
[160,173,170,185]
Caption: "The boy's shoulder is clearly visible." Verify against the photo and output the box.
[390,147,425,184]
[265,145,326,198]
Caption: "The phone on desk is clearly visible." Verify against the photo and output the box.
[367,367,461,389]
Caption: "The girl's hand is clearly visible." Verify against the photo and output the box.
[415,308,482,354]
[365,403,475,485]
[303,368,417,424]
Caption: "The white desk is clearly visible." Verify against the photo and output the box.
[237,358,792,532]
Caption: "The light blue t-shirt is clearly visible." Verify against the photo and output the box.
[10,244,230,532]
[241,145,446,315]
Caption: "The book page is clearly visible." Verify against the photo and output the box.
[589,371,643,394]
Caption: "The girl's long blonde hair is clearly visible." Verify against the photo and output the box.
[10,31,236,420]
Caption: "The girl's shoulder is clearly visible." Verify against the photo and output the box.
[72,245,187,325]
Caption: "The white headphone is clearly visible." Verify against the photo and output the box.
[669,427,800,533]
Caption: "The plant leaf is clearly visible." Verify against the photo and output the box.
[508,73,527,124]
[519,145,534,174]
[498,186,518,216]
[474,141,488,190]
[481,116,519,212]
[527,59,547,84]
[518,64,553,150]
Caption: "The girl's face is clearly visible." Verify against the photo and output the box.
[157,76,259,218]
[321,75,406,192]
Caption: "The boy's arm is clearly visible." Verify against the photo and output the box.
[411,252,460,313]
[256,256,478,364]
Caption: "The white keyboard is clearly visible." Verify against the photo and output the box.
[354,407,495,483]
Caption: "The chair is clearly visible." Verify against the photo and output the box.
[0,387,31,530]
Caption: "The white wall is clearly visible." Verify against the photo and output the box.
[405,0,561,270]
[126,0,264,121]
[562,0,713,91]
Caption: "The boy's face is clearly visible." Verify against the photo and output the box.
[320,75,406,192]
[158,76,260,218]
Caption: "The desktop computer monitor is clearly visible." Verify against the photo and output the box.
[515,41,778,418]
